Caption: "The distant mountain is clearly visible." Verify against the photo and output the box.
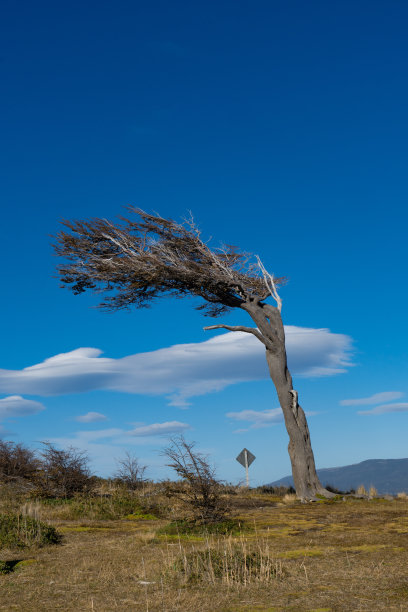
[268,459,408,495]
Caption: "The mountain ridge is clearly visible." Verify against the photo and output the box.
[268,458,408,495]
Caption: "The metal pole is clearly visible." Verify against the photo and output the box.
[244,449,249,487]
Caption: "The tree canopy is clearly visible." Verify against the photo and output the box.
[54,208,285,317]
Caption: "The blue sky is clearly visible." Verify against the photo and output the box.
[1,0,407,484]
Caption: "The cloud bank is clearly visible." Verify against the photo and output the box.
[0,326,352,406]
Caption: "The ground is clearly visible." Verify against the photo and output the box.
[1,490,408,611]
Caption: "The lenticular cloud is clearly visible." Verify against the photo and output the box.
[0,326,352,406]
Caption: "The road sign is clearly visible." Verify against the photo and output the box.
[236,448,256,487]
[236,448,256,467]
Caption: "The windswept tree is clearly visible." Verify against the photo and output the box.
[53,209,332,500]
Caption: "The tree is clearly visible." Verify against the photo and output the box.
[53,208,332,500]
[114,452,147,490]
[163,436,228,523]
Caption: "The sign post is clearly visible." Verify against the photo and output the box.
[236,448,256,487]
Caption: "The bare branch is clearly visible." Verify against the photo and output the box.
[256,255,283,312]
[203,324,266,345]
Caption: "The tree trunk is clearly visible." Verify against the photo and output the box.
[244,302,333,501]
[265,349,332,500]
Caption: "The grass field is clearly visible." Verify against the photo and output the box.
[1,487,408,611]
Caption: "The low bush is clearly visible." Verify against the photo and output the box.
[35,443,95,498]
[163,436,230,524]
[325,484,355,495]
[0,441,39,484]
[114,452,147,490]
[0,513,61,549]
[255,485,296,496]
[0,560,22,574]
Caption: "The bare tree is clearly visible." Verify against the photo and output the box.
[163,436,228,523]
[114,452,147,490]
[53,208,332,500]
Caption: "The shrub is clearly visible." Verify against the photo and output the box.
[0,513,61,549]
[0,441,39,484]
[325,484,355,495]
[0,560,22,574]
[114,452,147,490]
[162,436,229,524]
[35,443,95,498]
[256,485,296,496]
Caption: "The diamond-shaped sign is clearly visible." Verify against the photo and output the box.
[236,448,256,468]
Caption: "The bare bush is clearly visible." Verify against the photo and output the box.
[36,442,94,498]
[0,440,39,484]
[163,436,229,524]
[114,452,147,490]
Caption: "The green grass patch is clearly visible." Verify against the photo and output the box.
[278,548,324,559]
[157,518,248,537]
[124,512,157,520]
[58,525,111,533]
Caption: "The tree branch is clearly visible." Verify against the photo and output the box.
[256,256,282,312]
[203,324,266,345]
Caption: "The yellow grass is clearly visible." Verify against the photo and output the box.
[1,489,408,610]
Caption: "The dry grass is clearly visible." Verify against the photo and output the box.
[282,493,297,504]
[369,485,378,498]
[1,488,408,610]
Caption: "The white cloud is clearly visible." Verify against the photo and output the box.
[0,326,353,406]
[0,395,45,419]
[358,402,408,415]
[340,391,403,406]
[75,411,108,423]
[227,408,284,431]
[128,421,191,436]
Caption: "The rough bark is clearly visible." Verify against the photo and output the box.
[242,301,333,501]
